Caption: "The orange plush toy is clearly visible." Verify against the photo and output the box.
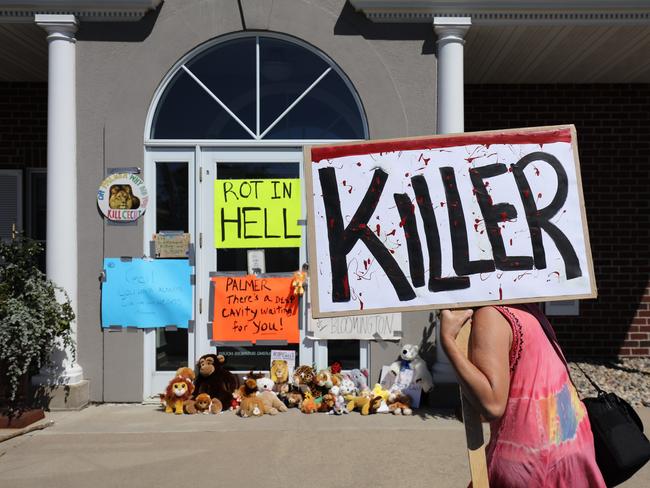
[291,271,306,296]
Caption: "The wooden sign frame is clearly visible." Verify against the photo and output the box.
[304,125,596,318]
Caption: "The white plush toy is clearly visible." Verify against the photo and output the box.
[389,344,434,392]
[339,378,358,399]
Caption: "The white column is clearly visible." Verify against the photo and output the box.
[35,14,83,384]
[432,17,471,384]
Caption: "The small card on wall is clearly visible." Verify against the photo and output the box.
[154,232,191,258]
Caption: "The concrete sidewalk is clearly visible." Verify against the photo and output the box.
[1,404,649,488]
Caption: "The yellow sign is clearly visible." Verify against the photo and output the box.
[214,178,302,248]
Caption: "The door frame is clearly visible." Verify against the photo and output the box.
[197,147,320,373]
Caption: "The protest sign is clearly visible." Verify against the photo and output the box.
[101,258,192,328]
[211,275,300,344]
[270,349,296,377]
[214,178,301,248]
[305,125,596,317]
[97,173,148,222]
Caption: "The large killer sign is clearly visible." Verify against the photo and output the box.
[305,125,596,317]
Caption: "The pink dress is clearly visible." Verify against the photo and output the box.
[484,305,606,488]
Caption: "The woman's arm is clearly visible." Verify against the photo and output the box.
[440,307,512,421]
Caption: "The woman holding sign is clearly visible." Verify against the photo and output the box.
[440,305,605,488]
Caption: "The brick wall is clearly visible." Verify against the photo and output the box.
[0,82,47,169]
[465,84,650,358]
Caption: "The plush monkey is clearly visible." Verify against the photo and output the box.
[193,354,239,412]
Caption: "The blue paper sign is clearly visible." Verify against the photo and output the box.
[101,258,193,328]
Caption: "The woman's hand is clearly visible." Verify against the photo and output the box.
[440,309,473,351]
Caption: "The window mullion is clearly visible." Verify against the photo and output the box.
[256,36,260,139]
[259,67,332,139]
[181,65,257,139]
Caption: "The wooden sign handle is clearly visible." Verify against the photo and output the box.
[456,320,490,488]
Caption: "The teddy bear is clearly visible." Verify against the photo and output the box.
[389,344,434,393]
[162,375,194,414]
[193,353,240,411]
[346,394,383,415]
[193,393,223,414]
[257,377,288,415]
[237,377,267,418]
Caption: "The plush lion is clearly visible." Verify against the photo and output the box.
[163,375,194,414]
[238,378,267,418]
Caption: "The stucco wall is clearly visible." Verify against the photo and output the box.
[75,0,437,401]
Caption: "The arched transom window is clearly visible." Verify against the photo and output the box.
[151,34,367,141]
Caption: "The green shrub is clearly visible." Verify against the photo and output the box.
[0,234,75,413]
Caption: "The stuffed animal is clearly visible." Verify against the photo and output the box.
[389,344,434,392]
[327,385,348,415]
[317,393,336,413]
[237,378,266,418]
[348,368,369,391]
[293,365,319,397]
[193,393,222,414]
[346,394,382,415]
[175,366,196,383]
[284,389,304,409]
[371,383,391,414]
[257,377,288,415]
[330,361,343,375]
[387,391,413,415]
[163,375,194,414]
[314,369,334,396]
[193,354,240,411]
[300,390,318,414]
[339,378,358,400]
[230,388,241,412]
[291,271,306,296]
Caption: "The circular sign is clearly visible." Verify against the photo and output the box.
[97,173,148,221]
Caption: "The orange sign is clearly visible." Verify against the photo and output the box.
[211,275,300,344]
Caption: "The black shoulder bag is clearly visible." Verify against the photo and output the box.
[526,304,650,487]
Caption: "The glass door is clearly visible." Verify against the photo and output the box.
[143,148,196,397]
[196,148,315,373]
